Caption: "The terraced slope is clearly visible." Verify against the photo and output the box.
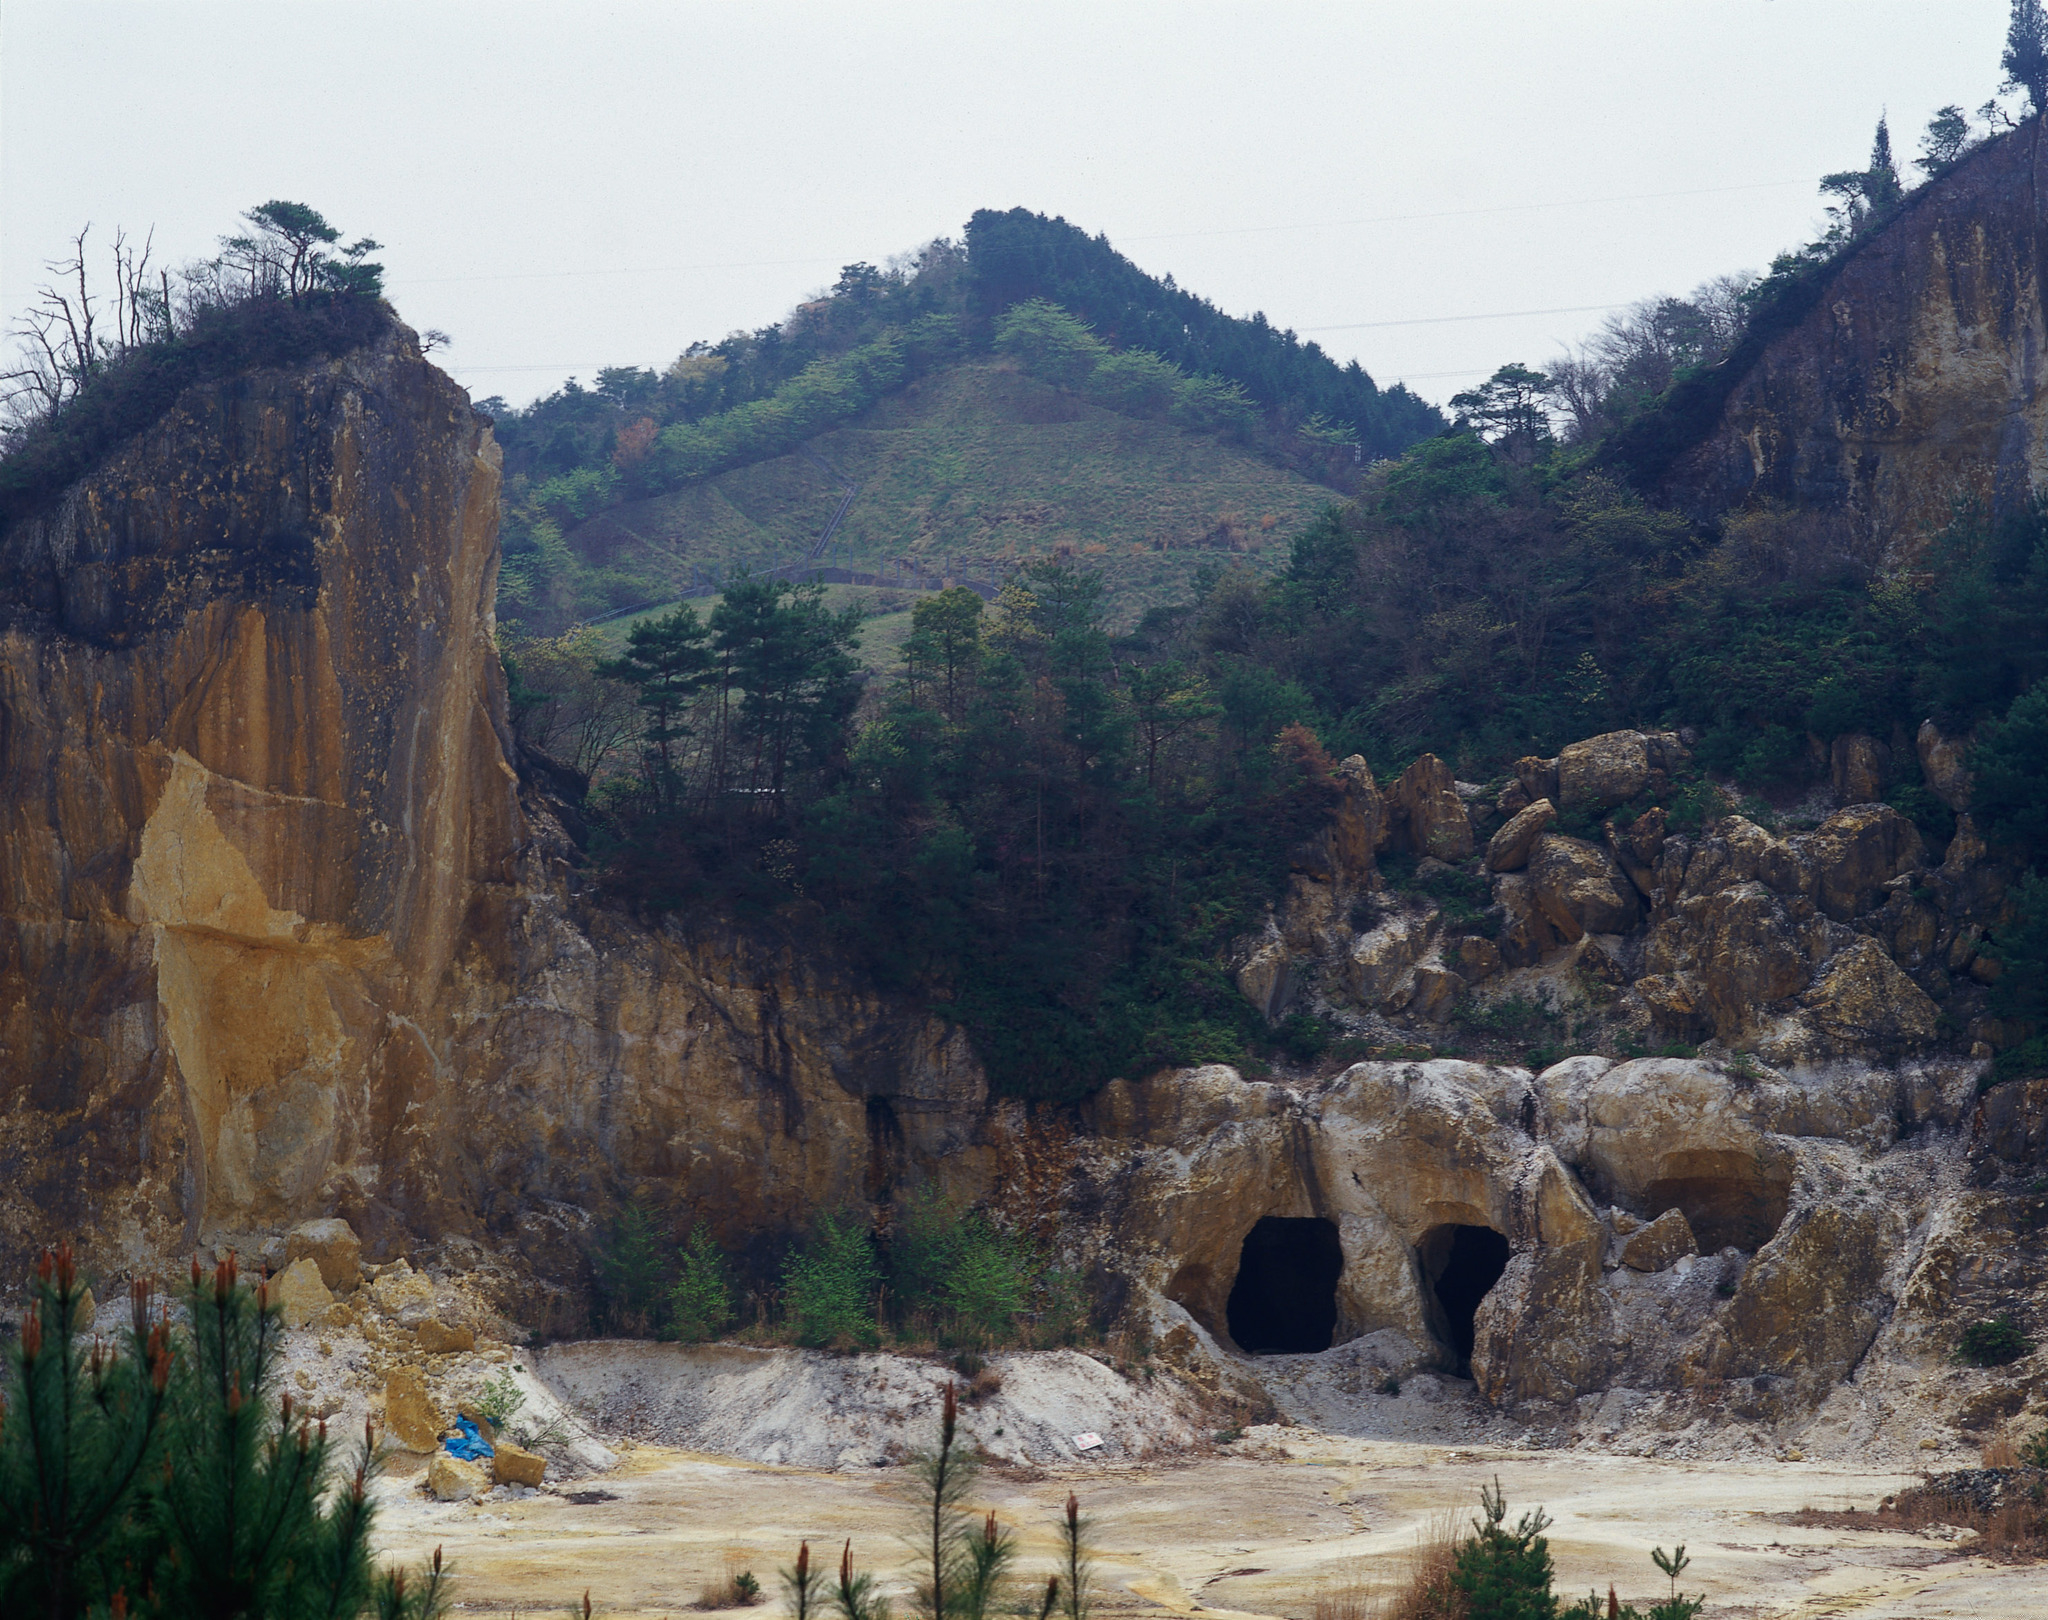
[558,361,1345,631]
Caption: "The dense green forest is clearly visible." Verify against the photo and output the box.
[479,211,1444,632]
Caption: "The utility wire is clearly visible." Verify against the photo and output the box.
[446,294,1628,376]
[391,253,841,288]
[399,177,1808,290]
[1305,300,1626,332]
[1123,177,1809,241]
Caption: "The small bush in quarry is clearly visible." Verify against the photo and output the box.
[1956,1314,2033,1367]
[782,1210,884,1349]
[666,1225,735,1343]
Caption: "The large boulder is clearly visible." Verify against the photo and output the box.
[1641,880,1814,1041]
[1556,731,1650,812]
[1491,873,1569,968]
[492,1439,547,1487]
[1234,935,1293,1021]
[1386,754,1473,860]
[272,1257,333,1329]
[1802,937,1940,1055]
[428,1451,490,1502]
[1514,755,1560,807]
[415,1317,475,1355]
[1620,1207,1698,1272]
[1683,1201,1895,1401]
[1292,754,1386,892]
[285,1218,362,1293]
[383,1366,444,1453]
[369,1260,438,1319]
[1345,911,1436,1009]
[1486,799,1556,872]
[1527,835,1640,938]
[1472,1242,1611,1407]
[1801,804,1925,921]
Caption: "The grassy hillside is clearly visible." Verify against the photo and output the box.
[534,361,1343,633]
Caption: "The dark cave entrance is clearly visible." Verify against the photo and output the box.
[1225,1217,1342,1353]
[1420,1224,1511,1374]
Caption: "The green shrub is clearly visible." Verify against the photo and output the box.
[1884,781,1956,848]
[890,1190,1041,1348]
[1452,1478,1561,1620]
[1273,1012,1330,1063]
[1983,873,2048,1027]
[667,1226,736,1344]
[1979,1036,2048,1095]
[596,1197,671,1335]
[783,1211,882,1349]
[475,1368,527,1431]
[1955,1315,2032,1367]
[1973,679,2048,858]
[1663,779,1726,835]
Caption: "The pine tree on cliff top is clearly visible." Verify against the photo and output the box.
[2006,0,2048,115]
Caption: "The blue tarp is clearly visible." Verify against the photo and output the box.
[444,1415,495,1461]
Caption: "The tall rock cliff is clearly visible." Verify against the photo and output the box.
[0,325,984,1285]
[1636,118,2047,562]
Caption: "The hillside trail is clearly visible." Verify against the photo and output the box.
[369,1427,2038,1618]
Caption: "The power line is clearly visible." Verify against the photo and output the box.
[391,253,841,288]
[1306,300,1628,332]
[399,178,1809,291]
[1123,177,1810,242]
[446,293,1627,377]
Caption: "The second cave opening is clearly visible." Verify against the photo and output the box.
[1225,1216,1342,1353]
[1421,1223,1511,1374]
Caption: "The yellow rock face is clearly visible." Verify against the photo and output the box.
[383,1365,444,1453]
[0,325,989,1293]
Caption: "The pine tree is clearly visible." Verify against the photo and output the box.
[1451,1478,1561,1620]
[1865,117,1904,211]
[0,1247,173,1618]
[2006,0,2048,114]
[0,1245,448,1620]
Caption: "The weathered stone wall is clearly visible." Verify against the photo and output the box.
[0,328,986,1285]
[1657,118,2048,563]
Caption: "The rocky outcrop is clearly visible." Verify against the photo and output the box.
[1385,754,1473,861]
[1649,120,2048,566]
[1075,1053,1988,1422]
[0,326,986,1284]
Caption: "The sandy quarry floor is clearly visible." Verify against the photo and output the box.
[370,1427,2042,1619]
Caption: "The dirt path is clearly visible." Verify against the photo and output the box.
[370,1429,2037,1618]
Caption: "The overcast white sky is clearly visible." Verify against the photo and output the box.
[0,2,2019,410]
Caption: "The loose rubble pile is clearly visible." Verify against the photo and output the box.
[79,1217,622,1504]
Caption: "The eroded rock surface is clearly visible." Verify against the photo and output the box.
[0,327,987,1287]
[1650,119,2048,567]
